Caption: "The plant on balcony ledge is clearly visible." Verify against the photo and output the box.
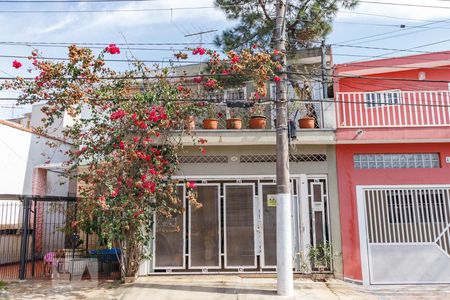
[226,107,243,129]
[201,102,222,129]
[292,82,318,129]
[248,103,267,129]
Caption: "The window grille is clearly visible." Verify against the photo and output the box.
[354,153,440,169]
[240,154,326,163]
[178,155,228,164]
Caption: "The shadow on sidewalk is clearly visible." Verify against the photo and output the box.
[126,282,277,295]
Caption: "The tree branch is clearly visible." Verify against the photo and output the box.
[258,0,272,21]
[288,0,313,30]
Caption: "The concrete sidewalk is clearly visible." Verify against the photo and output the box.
[115,275,450,300]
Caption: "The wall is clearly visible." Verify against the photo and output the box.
[336,143,450,282]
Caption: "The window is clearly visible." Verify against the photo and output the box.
[224,87,246,101]
[354,153,440,169]
[364,90,401,107]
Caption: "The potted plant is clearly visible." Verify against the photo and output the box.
[290,81,317,129]
[184,115,196,131]
[226,107,242,129]
[308,242,332,272]
[202,102,219,129]
[299,104,316,129]
[249,103,267,129]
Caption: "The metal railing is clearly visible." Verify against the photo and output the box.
[187,100,325,130]
[336,90,450,128]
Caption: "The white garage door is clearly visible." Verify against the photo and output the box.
[357,186,450,285]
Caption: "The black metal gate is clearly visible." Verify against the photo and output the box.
[0,195,119,280]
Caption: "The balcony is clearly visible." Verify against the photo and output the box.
[179,100,336,146]
[336,90,450,128]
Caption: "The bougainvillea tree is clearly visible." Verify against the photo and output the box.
[1,44,283,278]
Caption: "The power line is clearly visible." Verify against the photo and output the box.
[0,0,163,2]
[336,18,450,45]
[0,96,449,109]
[0,5,239,14]
[359,1,450,10]
[340,11,450,24]
[0,41,215,46]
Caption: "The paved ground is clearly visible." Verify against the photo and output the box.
[1,275,449,299]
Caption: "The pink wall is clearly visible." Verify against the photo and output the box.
[337,67,450,93]
[336,143,450,282]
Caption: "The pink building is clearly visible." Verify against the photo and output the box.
[334,51,450,285]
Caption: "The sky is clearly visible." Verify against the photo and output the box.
[0,0,449,119]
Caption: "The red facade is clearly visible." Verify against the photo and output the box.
[334,51,450,282]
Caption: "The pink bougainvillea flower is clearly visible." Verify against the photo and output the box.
[254,91,260,100]
[192,47,206,55]
[216,112,224,118]
[105,44,120,55]
[252,44,257,49]
[231,56,240,63]
[149,168,157,175]
[204,78,217,89]
[273,49,280,55]
[143,181,156,193]
[133,210,144,218]
[12,60,22,69]
[119,140,125,150]
[221,69,230,75]
[110,109,126,120]
[201,148,207,155]
[177,85,184,92]
[198,138,207,144]
[186,181,197,189]
[110,189,119,198]
[274,75,281,82]
[133,136,139,143]
[193,76,203,84]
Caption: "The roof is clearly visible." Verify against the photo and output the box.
[335,50,450,76]
[0,119,72,145]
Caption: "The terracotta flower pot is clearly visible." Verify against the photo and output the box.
[184,116,196,130]
[203,118,218,129]
[299,117,315,129]
[226,118,242,129]
[249,115,267,129]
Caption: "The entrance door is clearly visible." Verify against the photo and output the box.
[189,184,221,269]
[260,184,277,267]
[224,184,257,268]
[154,185,185,269]
[358,186,450,284]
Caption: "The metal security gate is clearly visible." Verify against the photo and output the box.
[357,186,450,285]
[151,175,332,274]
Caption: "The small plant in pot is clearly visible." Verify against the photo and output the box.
[308,242,332,272]
[299,104,317,129]
[226,107,242,129]
[202,102,220,129]
[249,103,267,129]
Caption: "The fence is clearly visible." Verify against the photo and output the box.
[336,90,450,128]
[0,195,120,280]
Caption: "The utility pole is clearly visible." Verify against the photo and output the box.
[275,0,294,296]
[321,39,328,99]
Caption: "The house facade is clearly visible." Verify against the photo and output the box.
[334,51,450,285]
[140,48,346,276]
